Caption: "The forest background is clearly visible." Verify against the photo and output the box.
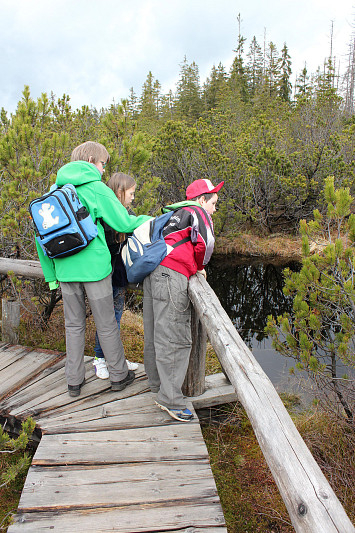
[1,21,355,258]
[0,21,355,532]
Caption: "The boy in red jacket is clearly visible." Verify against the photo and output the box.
[143,178,223,421]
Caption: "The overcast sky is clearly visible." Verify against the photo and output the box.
[1,0,354,114]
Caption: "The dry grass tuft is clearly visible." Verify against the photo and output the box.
[201,401,355,532]
[215,233,302,260]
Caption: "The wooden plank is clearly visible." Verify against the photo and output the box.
[189,274,355,533]
[33,425,208,465]
[1,356,67,413]
[18,461,217,510]
[8,501,227,532]
[7,361,148,420]
[6,358,96,417]
[37,392,177,433]
[0,349,64,402]
[33,375,150,422]
[189,372,238,409]
[0,344,31,371]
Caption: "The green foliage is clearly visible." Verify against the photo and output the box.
[2,24,355,247]
[266,177,355,420]
[0,88,159,263]
[0,87,71,258]
[0,418,35,489]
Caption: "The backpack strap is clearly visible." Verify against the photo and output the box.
[171,236,190,248]
[166,204,213,251]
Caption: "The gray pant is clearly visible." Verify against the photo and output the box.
[60,275,128,385]
[143,265,192,409]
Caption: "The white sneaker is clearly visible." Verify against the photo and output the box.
[93,357,109,379]
[127,360,139,371]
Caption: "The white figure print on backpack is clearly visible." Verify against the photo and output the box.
[38,203,59,230]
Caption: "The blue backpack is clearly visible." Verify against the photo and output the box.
[29,183,98,259]
[121,210,190,284]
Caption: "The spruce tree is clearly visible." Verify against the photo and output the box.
[137,71,161,133]
[278,43,292,102]
[246,36,264,98]
[229,14,249,102]
[174,56,203,122]
[266,177,355,420]
[202,63,227,111]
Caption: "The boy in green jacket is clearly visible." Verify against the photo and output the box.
[36,141,150,396]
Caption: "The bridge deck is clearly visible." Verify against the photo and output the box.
[0,342,229,532]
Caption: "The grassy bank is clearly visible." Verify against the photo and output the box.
[200,401,355,532]
[215,232,302,261]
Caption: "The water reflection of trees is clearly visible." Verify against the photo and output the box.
[206,259,300,346]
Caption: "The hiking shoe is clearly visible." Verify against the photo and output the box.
[111,370,135,391]
[127,360,139,371]
[68,379,85,397]
[155,401,194,422]
[93,357,109,379]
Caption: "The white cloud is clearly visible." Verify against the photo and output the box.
[0,0,353,113]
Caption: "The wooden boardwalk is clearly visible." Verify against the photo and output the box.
[0,342,230,532]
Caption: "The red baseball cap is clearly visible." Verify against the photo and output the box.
[186,178,224,200]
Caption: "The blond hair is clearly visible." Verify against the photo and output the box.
[106,173,136,204]
[70,141,110,164]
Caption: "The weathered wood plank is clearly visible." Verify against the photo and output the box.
[0,348,64,402]
[1,356,67,413]
[8,501,227,532]
[189,372,237,409]
[37,376,235,434]
[5,359,148,420]
[0,344,31,371]
[37,392,183,433]
[18,461,217,510]
[189,274,354,533]
[33,425,208,465]
[6,358,96,417]
[33,376,150,421]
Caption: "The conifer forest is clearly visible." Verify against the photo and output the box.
[1,26,355,260]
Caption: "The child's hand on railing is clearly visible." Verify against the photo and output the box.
[197,269,207,279]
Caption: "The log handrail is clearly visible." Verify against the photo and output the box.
[188,274,354,533]
[0,258,44,279]
[0,258,354,532]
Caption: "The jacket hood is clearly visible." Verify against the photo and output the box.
[56,161,102,187]
[162,200,201,213]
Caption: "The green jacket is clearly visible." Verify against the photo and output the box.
[35,161,151,283]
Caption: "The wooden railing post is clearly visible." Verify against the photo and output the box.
[182,305,207,397]
[1,299,20,344]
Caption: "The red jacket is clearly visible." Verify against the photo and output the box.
[160,205,215,279]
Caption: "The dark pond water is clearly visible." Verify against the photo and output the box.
[206,256,302,393]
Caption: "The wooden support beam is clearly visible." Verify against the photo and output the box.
[188,273,354,533]
[2,299,20,344]
[182,305,207,397]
